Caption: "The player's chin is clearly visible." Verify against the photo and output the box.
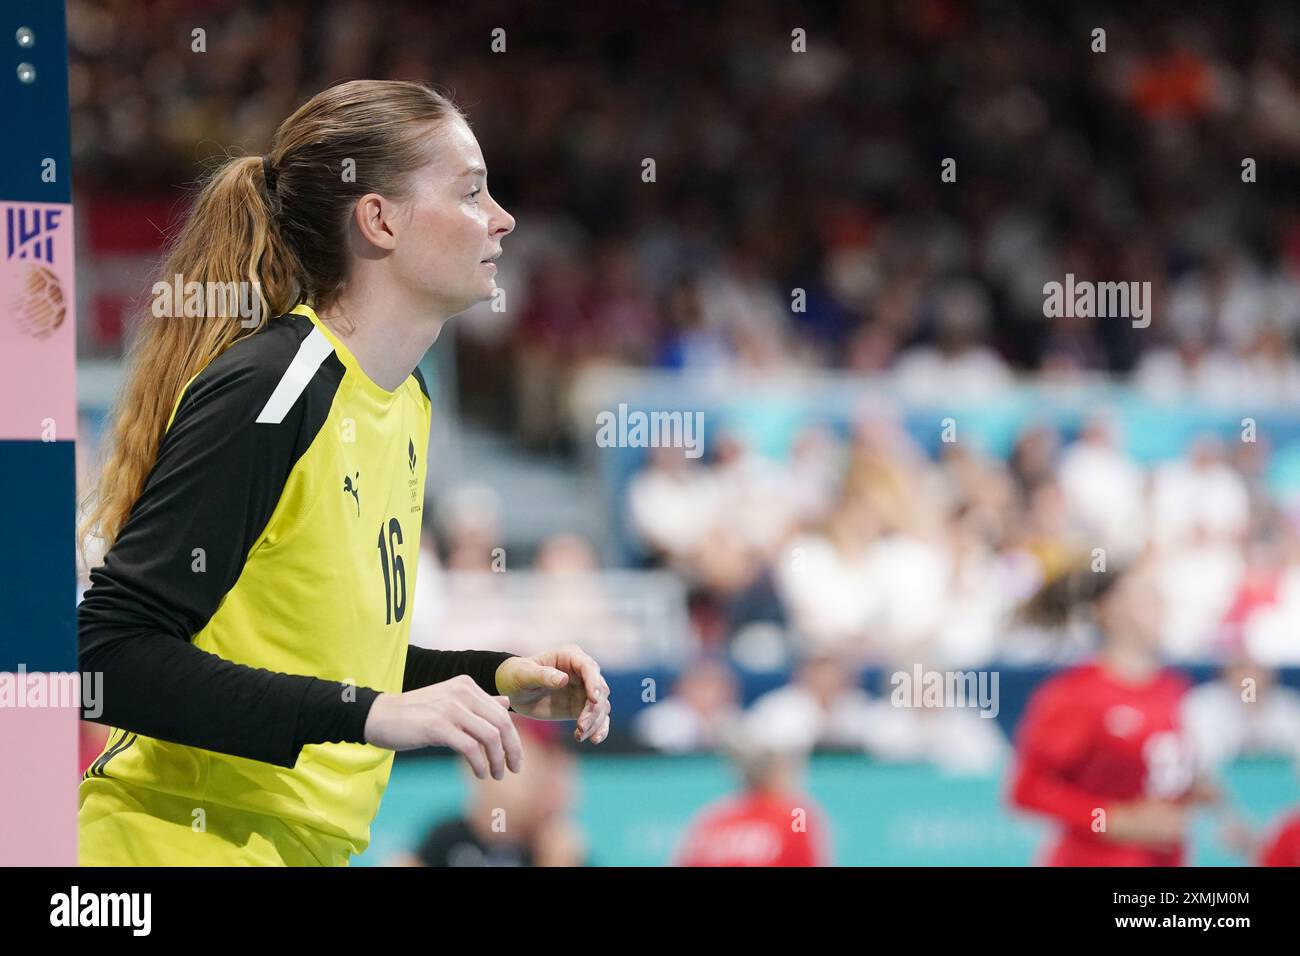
[454,277,496,311]
[444,287,494,322]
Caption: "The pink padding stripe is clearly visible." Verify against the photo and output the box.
[0,688,78,865]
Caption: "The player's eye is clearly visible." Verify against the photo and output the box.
[467,187,482,201]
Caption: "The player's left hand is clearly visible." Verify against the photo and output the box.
[495,644,612,744]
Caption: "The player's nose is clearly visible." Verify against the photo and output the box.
[489,196,515,238]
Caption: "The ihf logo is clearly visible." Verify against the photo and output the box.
[5,205,67,338]
[6,206,62,264]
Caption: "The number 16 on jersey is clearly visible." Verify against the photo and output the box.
[376,517,406,624]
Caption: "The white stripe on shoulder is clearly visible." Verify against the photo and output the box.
[255,327,336,424]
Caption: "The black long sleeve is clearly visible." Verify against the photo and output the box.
[79,631,378,768]
[79,638,515,768]
[403,646,515,695]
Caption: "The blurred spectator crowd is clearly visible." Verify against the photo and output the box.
[628,413,1300,668]
[71,0,1300,444]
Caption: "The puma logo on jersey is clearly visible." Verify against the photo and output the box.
[343,472,360,515]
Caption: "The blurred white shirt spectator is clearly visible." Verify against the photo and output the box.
[634,659,743,754]
[1157,542,1244,659]
[783,426,843,524]
[775,532,880,652]
[1181,669,1300,771]
[745,681,881,753]
[1166,261,1275,353]
[932,538,1009,668]
[744,653,883,753]
[893,345,1012,401]
[893,281,1013,400]
[866,705,1010,775]
[1150,446,1250,547]
[628,448,721,564]
[1135,342,1245,402]
[863,534,951,656]
[1232,327,1300,405]
[1241,563,1300,665]
[526,533,643,667]
[745,656,1010,774]
[711,434,799,554]
[696,254,788,342]
[1057,422,1147,556]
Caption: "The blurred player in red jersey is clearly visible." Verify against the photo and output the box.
[1008,558,1214,866]
[673,729,832,867]
[1258,809,1300,866]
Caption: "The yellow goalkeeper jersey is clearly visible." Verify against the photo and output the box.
[78,303,432,865]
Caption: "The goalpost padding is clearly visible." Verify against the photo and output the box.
[0,0,79,866]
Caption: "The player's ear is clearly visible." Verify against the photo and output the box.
[353,193,398,251]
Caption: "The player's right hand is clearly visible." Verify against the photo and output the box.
[1104,799,1187,847]
[363,676,524,780]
